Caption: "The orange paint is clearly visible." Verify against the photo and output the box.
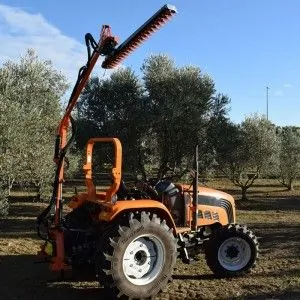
[98,200,177,232]
[49,26,119,272]
[83,137,122,202]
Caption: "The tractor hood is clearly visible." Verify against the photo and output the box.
[180,185,235,203]
[180,184,236,224]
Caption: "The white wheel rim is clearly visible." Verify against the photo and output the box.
[217,237,251,271]
[122,235,165,285]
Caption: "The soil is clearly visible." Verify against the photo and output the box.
[0,182,299,300]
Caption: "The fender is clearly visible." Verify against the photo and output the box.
[99,200,177,233]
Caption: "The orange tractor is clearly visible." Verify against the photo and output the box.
[37,5,259,299]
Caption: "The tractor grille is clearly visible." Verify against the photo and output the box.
[219,199,234,223]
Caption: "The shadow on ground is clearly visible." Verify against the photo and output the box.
[1,198,299,299]
[236,196,300,211]
[1,254,299,300]
[0,254,104,300]
[0,202,44,239]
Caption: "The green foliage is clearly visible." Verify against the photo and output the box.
[142,54,216,178]
[205,93,231,179]
[65,151,82,179]
[77,68,146,176]
[216,114,279,200]
[3,48,287,206]
[0,185,9,217]
[276,126,300,190]
[76,54,231,180]
[0,93,24,194]
[0,49,67,201]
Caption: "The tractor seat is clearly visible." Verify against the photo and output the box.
[116,180,130,199]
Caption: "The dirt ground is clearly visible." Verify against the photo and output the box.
[0,180,299,299]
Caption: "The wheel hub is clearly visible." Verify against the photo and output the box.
[134,250,147,265]
[225,245,239,259]
[218,237,251,271]
[123,235,164,285]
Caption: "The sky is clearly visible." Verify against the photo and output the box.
[0,0,299,126]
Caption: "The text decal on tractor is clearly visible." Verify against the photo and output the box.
[36,4,259,300]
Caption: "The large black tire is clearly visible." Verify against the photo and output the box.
[63,203,97,279]
[96,211,177,299]
[204,224,259,277]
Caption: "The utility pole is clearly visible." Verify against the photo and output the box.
[266,86,270,121]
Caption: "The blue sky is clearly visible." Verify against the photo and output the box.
[0,1,299,126]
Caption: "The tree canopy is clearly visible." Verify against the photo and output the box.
[0,50,68,214]
[276,126,300,190]
[2,48,298,214]
[76,54,230,180]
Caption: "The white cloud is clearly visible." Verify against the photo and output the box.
[274,90,283,96]
[283,83,292,88]
[0,4,111,84]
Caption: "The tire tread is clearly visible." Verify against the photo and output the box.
[96,211,177,299]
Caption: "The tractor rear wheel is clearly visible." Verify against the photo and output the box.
[204,224,259,277]
[96,211,177,299]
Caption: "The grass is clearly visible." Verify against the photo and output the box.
[0,179,299,299]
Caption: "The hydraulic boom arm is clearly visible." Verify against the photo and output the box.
[53,4,177,227]
[37,4,177,272]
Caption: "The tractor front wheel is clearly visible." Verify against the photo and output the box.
[96,211,177,299]
[204,224,259,277]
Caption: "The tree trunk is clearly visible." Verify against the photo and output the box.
[241,186,248,201]
[7,177,14,197]
[36,185,41,202]
[287,178,294,191]
[137,153,147,181]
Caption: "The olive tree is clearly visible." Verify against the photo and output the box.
[0,49,67,209]
[276,126,300,190]
[142,54,216,178]
[77,68,146,177]
[217,114,279,200]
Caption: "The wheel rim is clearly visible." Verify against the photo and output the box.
[217,237,251,271]
[122,234,165,285]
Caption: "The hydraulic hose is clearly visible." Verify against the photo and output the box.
[37,116,77,239]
